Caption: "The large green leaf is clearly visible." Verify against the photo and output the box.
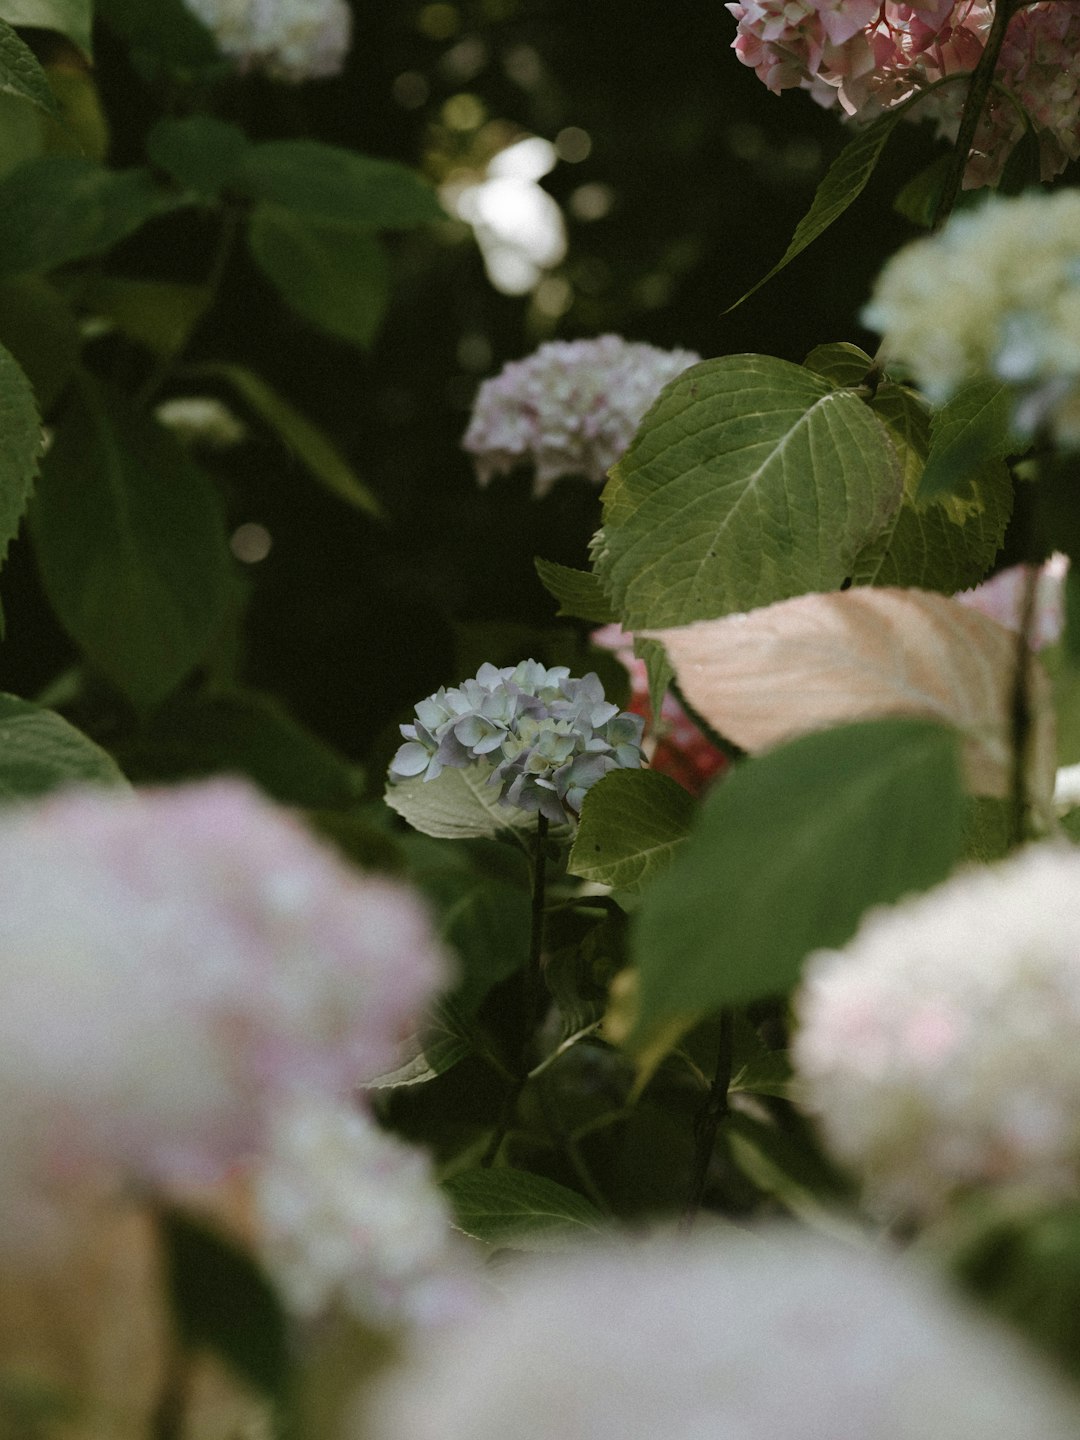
[248,205,390,349]
[0,337,40,569]
[442,1168,606,1248]
[0,0,91,56]
[594,355,903,628]
[146,114,250,197]
[569,768,694,896]
[534,556,614,623]
[93,0,221,77]
[30,378,232,708]
[0,19,58,115]
[385,763,541,841]
[629,718,965,1049]
[0,692,127,799]
[232,141,444,228]
[188,362,383,516]
[918,378,1016,502]
[0,157,184,276]
[727,110,900,310]
[0,276,79,412]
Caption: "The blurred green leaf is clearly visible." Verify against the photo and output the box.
[0,156,185,275]
[233,140,444,228]
[0,336,40,569]
[31,377,232,708]
[630,719,965,1049]
[0,0,91,56]
[93,0,222,77]
[0,19,59,115]
[363,1000,475,1088]
[595,355,902,628]
[569,769,694,896]
[443,1168,606,1248]
[892,153,950,228]
[146,114,250,197]
[248,205,390,349]
[83,275,211,358]
[0,276,78,413]
[534,556,613,623]
[0,691,127,799]
[443,878,531,1011]
[189,362,383,516]
[160,1209,290,1405]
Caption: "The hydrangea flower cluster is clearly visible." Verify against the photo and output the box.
[181,0,352,80]
[462,336,701,496]
[794,845,1080,1218]
[254,1097,474,1330]
[362,1226,1080,1440]
[0,779,447,1246]
[727,0,1080,186]
[389,660,644,824]
[862,190,1080,446]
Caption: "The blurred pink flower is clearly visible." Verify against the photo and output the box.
[955,554,1068,652]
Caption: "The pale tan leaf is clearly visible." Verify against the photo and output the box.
[646,587,1055,803]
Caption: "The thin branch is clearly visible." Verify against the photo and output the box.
[680,1010,735,1232]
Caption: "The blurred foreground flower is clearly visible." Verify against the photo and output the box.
[182,0,352,80]
[956,554,1068,652]
[863,191,1080,446]
[361,1226,1080,1440]
[0,779,447,1244]
[463,336,700,495]
[388,660,644,824]
[794,846,1080,1218]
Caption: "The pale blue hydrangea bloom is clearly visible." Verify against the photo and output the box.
[389,661,644,824]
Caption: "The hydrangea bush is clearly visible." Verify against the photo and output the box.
[2,0,1080,1436]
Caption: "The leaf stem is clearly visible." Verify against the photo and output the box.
[679,1009,734,1232]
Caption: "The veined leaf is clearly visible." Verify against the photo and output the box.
[443,1168,606,1249]
[646,586,1056,804]
[0,337,41,570]
[569,768,694,896]
[0,19,59,115]
[0,0,91,56]
[919,378,1016,502]
[385,763,542,841]
[534,556,614,623]
[594,354,902,628]
[0,692,127,799]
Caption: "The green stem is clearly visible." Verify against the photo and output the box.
[680,1009,734,1232]
[934,0,1024,227]
[1009,565,1038,845]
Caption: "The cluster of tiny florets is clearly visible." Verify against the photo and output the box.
[727,0,1080,188]
[862,190,1080,445]
[793,845,1080,1218]
[462,336,701,496]
[181,0,352,80]
[389,660,644,824]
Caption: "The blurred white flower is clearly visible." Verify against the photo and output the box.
[255,1097,474,1329]
[182,0,352,80]
[0,780,447,1244]
[463,335,701,494]
[361,1226,1080,1440]
[863,190,1080,446]
[155,396,247,450]
[794,845,1080,1217]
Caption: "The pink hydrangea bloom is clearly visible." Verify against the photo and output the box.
[727,0,1080,187]
[463,336,701,497]
[0,780,447,1232]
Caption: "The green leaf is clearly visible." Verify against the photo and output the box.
[114,688,365,808]
[83,276,211,359]
[188,362,383,517]
[442,1168,606,1248]
[0,337,41,569]
[0,692,127,799]
[146,114,250,198]
[918,378,1016,502]
[0,156,184,276]
[0,0,92,57]
[892,153,950,228]
[385,763,543,841]
[30,378,232,708]
[363,1000,474,1087]
[727,110,900,310]
[233,141,444,229]
[534,556,614,623]
[443,878,531,1012]
[569,768,694,896]
[160,1209,290,1405]
[595,355,902,628]
[635,635,672,721]
[850,382,1013,592]
[0,275,79,411]
[248,205,390,349]
[802,341,875,389]
[93,0,221,77]
[629,718,965,1048]
[0,19,59,115]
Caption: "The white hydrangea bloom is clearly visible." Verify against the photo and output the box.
[863,191,1080,446]
[0,780,447,1244]
[794,845,1080,1217]
[255,1097,472,1329]
[360,1227,1080,1440]
[182,0,352,80]
[463,336,701,495]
